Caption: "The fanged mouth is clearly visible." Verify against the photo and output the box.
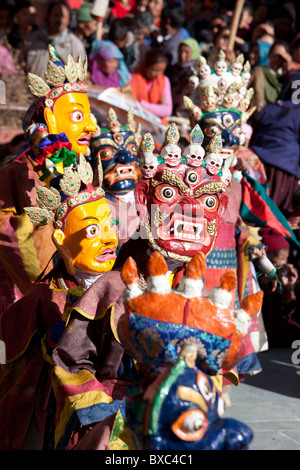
[105,164,138,184]
[156,212,210,244]
[95,247,117,262]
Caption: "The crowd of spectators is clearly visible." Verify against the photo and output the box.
[1,0,300,349]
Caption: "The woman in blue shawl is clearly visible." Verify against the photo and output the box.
[89,39,131,88]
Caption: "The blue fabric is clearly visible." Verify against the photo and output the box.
[250,100,300,178]
[257,41,271,66]
[129,313,231,375]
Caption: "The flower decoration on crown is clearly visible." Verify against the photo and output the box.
[28,44,88,110]
[24,154,105,229]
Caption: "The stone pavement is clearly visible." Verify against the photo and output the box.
[224,348,300,450]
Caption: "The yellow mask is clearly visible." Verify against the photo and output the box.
[44,92,96,156]
[53,197,118,274]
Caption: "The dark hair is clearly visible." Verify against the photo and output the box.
[108,19,128,42]
[160,5,185,29]
[243,1,253,16]
[269,39,290,54]
[144,48,168,67]
[47,0,72,18]
[134,11,154,29]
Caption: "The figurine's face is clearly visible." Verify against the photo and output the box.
[161,144,182,167]
[92,128,141,194]
[199,64,210,78]
[45,92,96,156]
[141,153,159,179]
[202,93,216,112]
[188,75,199,90]
[205,153,223,175]
[215,60,227,76]
[183,144,205,167]
[135,162,228,258]
[199,109,242,158]
[231,63,243,76]
[242,72,251,86]
[60,198,118,273]
[146,366,253,450]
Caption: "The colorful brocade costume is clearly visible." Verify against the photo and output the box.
[183,51,271,372]
[50,120,263,449]
[0,46,120,450]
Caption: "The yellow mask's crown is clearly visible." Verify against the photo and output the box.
[28,45,88,109]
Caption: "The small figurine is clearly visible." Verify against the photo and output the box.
[182,125,205,167]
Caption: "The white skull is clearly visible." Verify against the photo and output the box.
[161,144,182,167]
[199,64,211,79]
[231,63,243,76]
[141,152,158,178]
[215,60,227,76]
[205,153,223,175]
[183,143,205,167]
[241,72,251,87]
[188,75,199,90]
[221,167,232,190]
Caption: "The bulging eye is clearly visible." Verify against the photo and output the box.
[204,126,221,137]
[205,196,217,209]
[172,409,208,441]
[71,110,84,122]
[162,187,175,198]
[84,224,100,238]
[232,126,242,136]
[99,148,114,161]
[223,113,234,127]
[155,184,178,202]
[198,194,219,212]
[185,170,199,185]
[108,218,115,230]
[197,372,213,401]
[126,143,138,155]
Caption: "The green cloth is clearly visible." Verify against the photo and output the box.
[261,66,282,103]
[180,38,200,61]
[77,1,93,22]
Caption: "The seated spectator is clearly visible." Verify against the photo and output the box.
[147,0,165,28]
[89,39,131,88]
[7,0,38,50]
[169,38,200,117]
[130,47,172,125]
[251,40,292,113]
[0,0,13,41]
[152,4,190,77]
[251,20,275,46]
[131,11,154,63]
[23,0,86,78]
[107,18,140,72]
[251,227,300,348]
[73,1,97,56]
[273,4,297,44]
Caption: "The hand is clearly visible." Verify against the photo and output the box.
[234,157,250,172]
[249,246,266,259]
[280,264,298,289]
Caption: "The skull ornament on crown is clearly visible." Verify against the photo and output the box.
[135,123,231,262]
[184,49,255,160]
